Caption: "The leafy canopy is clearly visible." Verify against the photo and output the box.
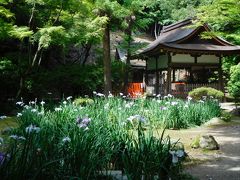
[197,0,240,44]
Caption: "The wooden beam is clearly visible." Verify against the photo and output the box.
[145,58,148,85]
[171,63,219,68]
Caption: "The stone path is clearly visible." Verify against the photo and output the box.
[184,103,240,180]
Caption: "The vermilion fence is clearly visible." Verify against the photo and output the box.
[127,83,145,98]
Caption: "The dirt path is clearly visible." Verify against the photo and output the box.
[185,120,240,180]
[164,107,240,180]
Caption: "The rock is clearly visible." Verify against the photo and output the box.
[199,135,219,150]
[231,108,240,116]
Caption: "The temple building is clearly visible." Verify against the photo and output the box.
[131,19,240,97]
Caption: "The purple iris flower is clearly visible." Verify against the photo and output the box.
[76,117,91,129]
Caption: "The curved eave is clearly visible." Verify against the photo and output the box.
[131,43,240,59]
[161,43,240,55]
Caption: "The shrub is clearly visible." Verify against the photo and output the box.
[189,87,224,100]
[228,64,240,100]
[73,97,94,106]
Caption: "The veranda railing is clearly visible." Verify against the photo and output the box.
[146,83,219,96]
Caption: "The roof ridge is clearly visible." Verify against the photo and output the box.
[162,18,192,32]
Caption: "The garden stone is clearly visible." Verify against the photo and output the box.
[199,135,219,150]
[231,108,240,116]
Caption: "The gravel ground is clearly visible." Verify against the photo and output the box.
[172,103,240,180]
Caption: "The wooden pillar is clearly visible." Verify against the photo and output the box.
[189,68,193,83]
[166,53,172,95]
[218,57,224,92]
[155,56,159,95]
[194,56,198,64]
[173,68,176,82]
[145,59,148,86]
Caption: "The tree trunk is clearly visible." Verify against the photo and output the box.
[102,23,112,95]
[123,16,134,94]
[123,33,132,94]
[82,43,91,66]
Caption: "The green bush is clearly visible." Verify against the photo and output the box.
[228,64,240,100]
[73,97,94,106]
[189,87,224,100]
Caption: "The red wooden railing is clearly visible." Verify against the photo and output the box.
[127,83,145,98]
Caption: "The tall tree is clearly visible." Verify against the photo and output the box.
[121,0,152,93]
[94,0,126,95]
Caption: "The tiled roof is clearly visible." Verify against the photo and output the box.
[135,19,240,57]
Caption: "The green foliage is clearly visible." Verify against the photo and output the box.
[220,111,232,122]
[141,0,212,26]
[33,26,65,49]
[228,64,240,99]
[27,61,125,98]
[95,0,127,21]
[190,135,200,149]
[189,87,224,100]
[9,26,33,41]
[0,57,14,72]
[0,4,14,19]
[73,97,94,106]
[30,64,104,97]
[0,2,32,40]
[197,0,240,44]
[222,56,240,78]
